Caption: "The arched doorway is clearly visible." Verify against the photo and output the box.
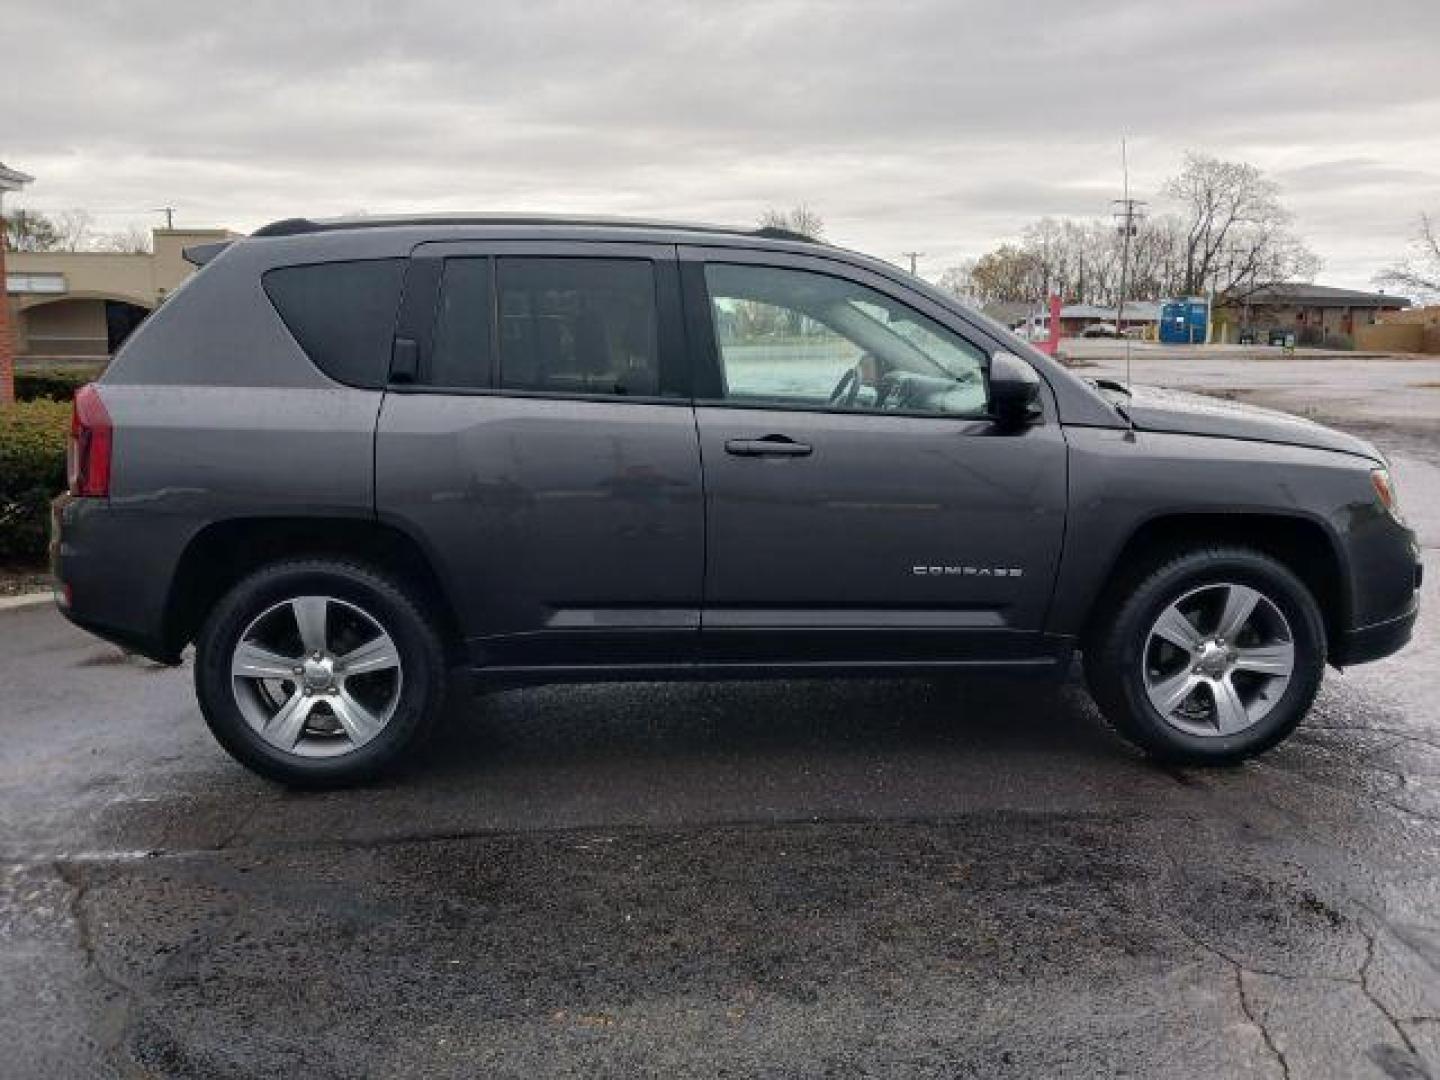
[104,300,150,352]
[16,296,153,360]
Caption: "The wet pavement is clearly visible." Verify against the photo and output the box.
[2,358,1437,1078]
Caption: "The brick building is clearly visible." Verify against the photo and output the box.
[1216,283,1409,346]
[0,161,35,403]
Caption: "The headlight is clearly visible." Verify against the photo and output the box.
[1371,468,1404,522]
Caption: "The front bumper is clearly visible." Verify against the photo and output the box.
[1333,600,1419,667]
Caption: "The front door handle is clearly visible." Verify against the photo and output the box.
[724,435,813,457]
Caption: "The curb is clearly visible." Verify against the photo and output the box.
[0,592,54,612]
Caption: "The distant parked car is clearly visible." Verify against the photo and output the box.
[51,214,1421,786]
[1081,322,1120,338]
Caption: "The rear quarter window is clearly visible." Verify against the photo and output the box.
[262,259,405,388]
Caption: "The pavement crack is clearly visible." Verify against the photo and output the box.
[1359,926,1422,1060]
[52,860,147,1076]
[1235,967,1292,1080]
[1162,916,1299,1078]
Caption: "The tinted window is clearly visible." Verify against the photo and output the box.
[496,258,659,397]
[263,259,405,388]
[704,263,988,417]
[429,257,494,389]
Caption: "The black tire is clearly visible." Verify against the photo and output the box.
[1084,546,1326,764]
[195,559,446,788]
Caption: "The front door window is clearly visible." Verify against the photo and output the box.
[704,263,989,417]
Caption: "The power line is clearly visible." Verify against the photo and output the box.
[4,205,178,218]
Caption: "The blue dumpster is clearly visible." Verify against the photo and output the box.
[1158,298,1209,344]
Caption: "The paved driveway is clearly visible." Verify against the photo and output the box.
[2,363,1437,1078]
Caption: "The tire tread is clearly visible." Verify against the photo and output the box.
[1084,544,1326,764]
[194,557,447,788]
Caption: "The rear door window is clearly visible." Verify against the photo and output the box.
[428,257,495,389]
[263,259,406,388]
[496,257,660,397]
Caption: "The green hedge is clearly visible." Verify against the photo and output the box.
[15,367,99,403]
[0,399,70,561]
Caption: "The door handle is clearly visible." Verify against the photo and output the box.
[724,435,813,457]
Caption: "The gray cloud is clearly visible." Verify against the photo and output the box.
[6,0,1440,286]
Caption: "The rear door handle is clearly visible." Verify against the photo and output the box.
[724,435,813,457]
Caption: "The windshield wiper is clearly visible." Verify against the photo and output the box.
[1084,377,1136,428]
[1088,377,1132,397]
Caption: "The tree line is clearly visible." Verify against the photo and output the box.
[3,209,152,254]
[935,153,1322,308]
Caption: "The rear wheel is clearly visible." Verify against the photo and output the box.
[1085,547,1326,763]
[195,560,445,787]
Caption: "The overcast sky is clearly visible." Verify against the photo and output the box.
[5,0,1439,289]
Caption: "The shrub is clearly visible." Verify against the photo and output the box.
[15,365,101,403]
[0,399,70,561]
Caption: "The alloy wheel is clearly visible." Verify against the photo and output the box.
[230,595,403,758]
[1140,582,1295,738]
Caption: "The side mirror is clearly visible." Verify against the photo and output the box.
[988,351,1043,426]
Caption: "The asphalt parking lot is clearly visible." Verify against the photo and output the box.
[3,355,1438,1078]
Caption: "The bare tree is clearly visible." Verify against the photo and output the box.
[952,151,1318,310]
[1163,152,1317,298]
[95,224,153,254]
[935,262,979,302]
[5,209,156,255]
[1374,212,1440,301]
[51,209,98,252]
[758,204,825,241]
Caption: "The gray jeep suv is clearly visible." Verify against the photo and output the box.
[51,215,1422,786]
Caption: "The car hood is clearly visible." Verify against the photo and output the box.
[1120,385,1381,461]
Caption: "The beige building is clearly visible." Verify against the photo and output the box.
[1355,303,1440,355]
[5,227,239,360]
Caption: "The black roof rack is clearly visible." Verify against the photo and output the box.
[249,213,825,244]
[750,226,820,243]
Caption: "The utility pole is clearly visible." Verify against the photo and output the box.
[1112,199,1144,321]
[901,251,924,276]
[153,206,176,229]
[1112,139,1146,387]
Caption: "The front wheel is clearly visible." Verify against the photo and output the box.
[1084,547,1327,764]
[194,559,446,787]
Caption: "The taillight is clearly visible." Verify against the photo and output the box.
[67,384,113,497]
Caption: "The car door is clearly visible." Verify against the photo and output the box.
[375,240,704,670]
[681,246,1068,666]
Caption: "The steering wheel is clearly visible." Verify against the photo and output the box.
[873,372,901,410]
[828,366,860,407]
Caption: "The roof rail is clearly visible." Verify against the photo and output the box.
[751,226,821,243]
[248,213,825,243]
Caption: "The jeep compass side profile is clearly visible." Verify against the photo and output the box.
[51,216,1422,786]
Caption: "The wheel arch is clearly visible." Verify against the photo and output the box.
[1079,511,1350,656]
[164,516,465,664]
